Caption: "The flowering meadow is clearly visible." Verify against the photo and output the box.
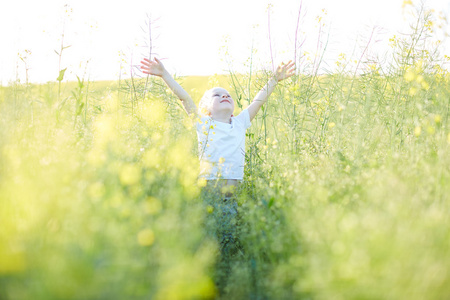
[1,4,449,300]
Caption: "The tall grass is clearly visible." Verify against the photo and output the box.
[1,3,449,299]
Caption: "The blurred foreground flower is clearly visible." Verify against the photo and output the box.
[119,163,141,186]
[138,228,155,246]
[414,126,422,137]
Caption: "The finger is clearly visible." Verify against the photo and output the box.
[143,58,150,62]
[284,60,293,66]
[140,60,151,67]
[154,57,161,63]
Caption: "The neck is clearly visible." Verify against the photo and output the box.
[211,112,232,124]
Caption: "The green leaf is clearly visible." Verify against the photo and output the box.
[76,102,85,115]
[57,68,67,82]
[76,75,84,89]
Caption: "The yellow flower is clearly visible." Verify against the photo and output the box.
[414,126,421,137]
[402,0,413,8]
[425,20,434,32]
[137,228,155,246]
[218,157,225,164]
[328,122,336,129]
[409,87,417,96]
[119,164,141,186]
[197,178,207,187]
[404,69,415,82]
[434,115,441,124]
[389,35,397,47]
[421,81,430,90]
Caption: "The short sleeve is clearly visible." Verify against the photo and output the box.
[234,109,251,129]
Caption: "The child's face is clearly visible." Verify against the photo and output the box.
[209,88,234,116]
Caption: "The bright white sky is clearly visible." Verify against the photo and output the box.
[0,0,448,84]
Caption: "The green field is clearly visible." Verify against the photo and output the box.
[1,8,450,300]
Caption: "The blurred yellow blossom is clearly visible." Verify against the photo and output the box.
[402,0,413,8]
[421,81,430,90]
[142,148,161,169]
[144,197,162,215]
[414,126,421,137]
[389,35,398,47]
[409,87,417,96]
[434,115,441,124]
[137,228,155,246]
[197,178,207,187]
[404,68,415,82]
[119,163,141,186]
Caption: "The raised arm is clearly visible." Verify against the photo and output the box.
[247,61,296,122]
[140,57,198,118]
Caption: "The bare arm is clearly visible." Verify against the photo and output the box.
[247,61,296,122]
[140,58,198,118]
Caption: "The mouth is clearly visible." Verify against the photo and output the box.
[220,99,231,104]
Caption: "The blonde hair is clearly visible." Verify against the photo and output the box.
[198,87,216,116]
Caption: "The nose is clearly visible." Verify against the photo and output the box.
[222,94,229,98]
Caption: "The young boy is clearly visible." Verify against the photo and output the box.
[140,57,295,190]
[140,57,295,295]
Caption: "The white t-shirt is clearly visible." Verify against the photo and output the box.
[196,109,252,180]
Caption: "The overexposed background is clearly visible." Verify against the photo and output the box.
[1,0,448,84]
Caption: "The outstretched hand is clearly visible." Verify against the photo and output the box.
[275,60,296,82]
[140,57,166,77]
